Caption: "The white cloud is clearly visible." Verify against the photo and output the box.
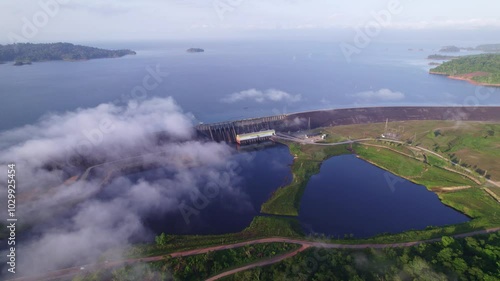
[350,88,405,101]
[221,89,302,103]
[0,97,253,276]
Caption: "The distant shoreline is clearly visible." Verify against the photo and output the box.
[429,71,500,87]
[0,42,136,66]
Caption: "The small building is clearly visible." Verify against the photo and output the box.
[381,132,399,140]
[305,132,327,141]
[236,130,276,145]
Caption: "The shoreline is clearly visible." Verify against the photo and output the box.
[429,71,500,87]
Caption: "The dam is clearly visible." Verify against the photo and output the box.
[196,106,500,143]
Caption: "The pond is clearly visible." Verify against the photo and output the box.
[298,154,470,238]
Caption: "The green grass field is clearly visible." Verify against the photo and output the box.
[355,144,476,188]
[324,121,500,181]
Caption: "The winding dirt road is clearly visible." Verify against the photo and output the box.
[8,228,500,281]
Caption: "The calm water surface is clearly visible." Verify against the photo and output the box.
[299,154,470,238]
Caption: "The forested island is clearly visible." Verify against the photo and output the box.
[187,48,204,53]
[428,54,458,60]
[439,46,460,52]
[0,42,136,65]
[430,53,500,86]
[437,44,500,53]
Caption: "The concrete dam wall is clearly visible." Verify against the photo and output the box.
[196,106,500,143]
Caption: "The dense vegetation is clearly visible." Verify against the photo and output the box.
[156,243,298,280]
[73,243,299,281]
[225,232,500,281]
[430,53,500,84]
[0,42,135,64]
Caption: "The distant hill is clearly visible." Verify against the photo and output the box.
[430,53,500,86]
[439,46,460,52]
[436,44,500,54]
[0,43,136,65]
[187,48,204,53]
[427,54,458,60]
[476,44,500,52]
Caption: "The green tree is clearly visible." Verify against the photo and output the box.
[155,232,169,246]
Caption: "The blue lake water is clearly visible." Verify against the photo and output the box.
[108,146,470,238]
[298,154,470,238]
[1,40,500,132]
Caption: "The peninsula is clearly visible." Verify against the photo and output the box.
[430,53,500,86]
[0,42,136,65]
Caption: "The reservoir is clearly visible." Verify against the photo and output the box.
[298,154,470,238]
[120,143,293,236]
[114,147,470,239]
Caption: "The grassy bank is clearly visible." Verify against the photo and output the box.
[355,143,477,188]
[324,121,500,181]
[260,143,352,216]
[126,216,303,259]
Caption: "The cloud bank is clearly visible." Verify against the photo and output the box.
[221,89,302,103]
[0,97,250,277]
[349,88,405,102]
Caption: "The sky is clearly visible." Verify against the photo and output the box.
[1,0,500,44]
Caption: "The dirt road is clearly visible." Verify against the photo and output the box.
[8,227,500,281]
